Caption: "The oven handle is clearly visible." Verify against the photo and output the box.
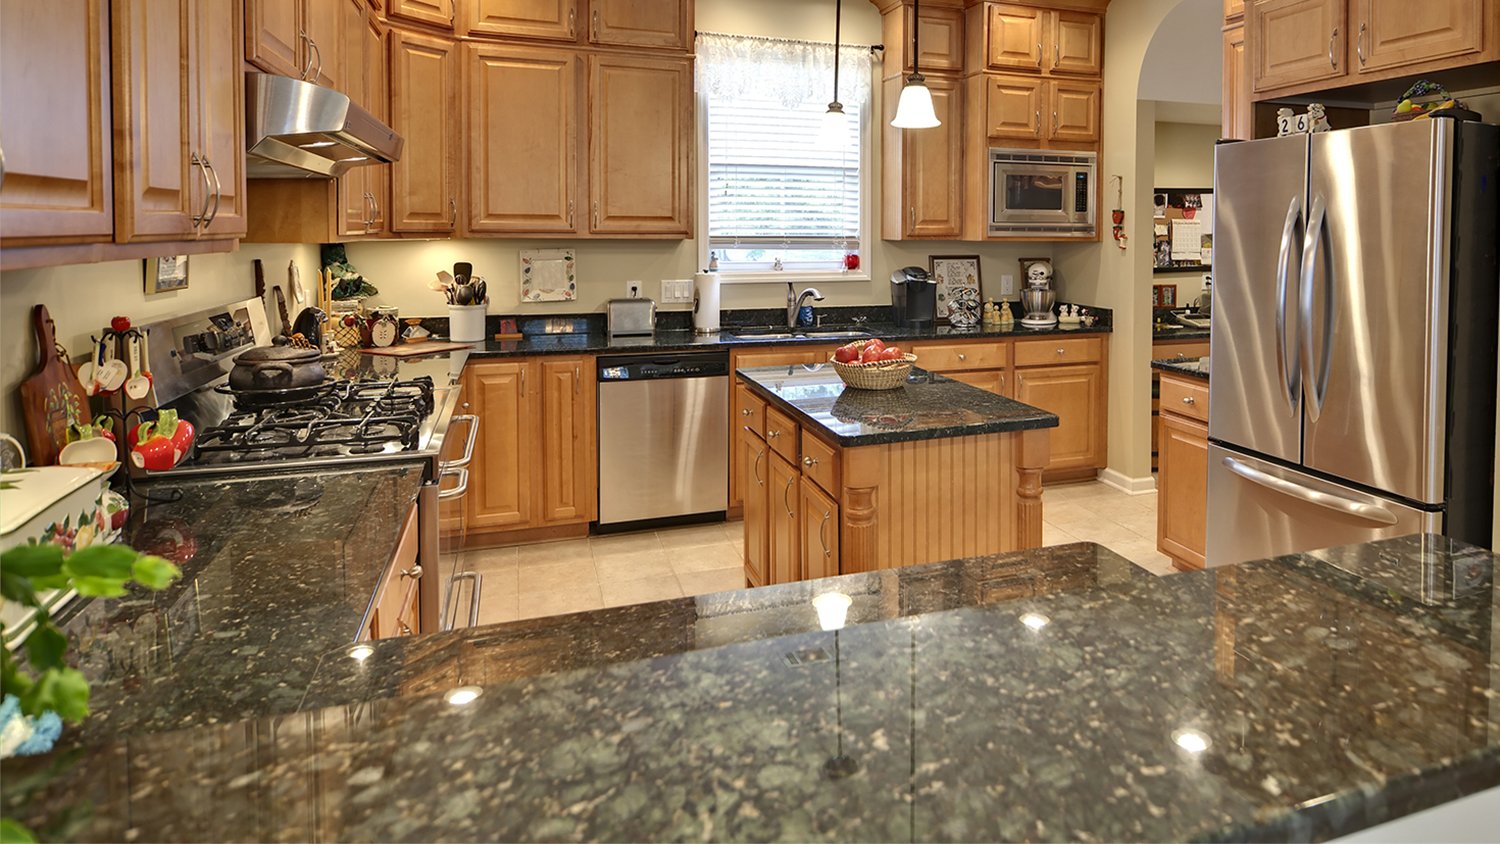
[443,571,483,630]
[437,465,469,500]
[439,413,479,470]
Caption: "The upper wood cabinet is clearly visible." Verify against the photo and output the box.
[975,3,1101,77]
[1251,0,1345,92]
[0,0,115,245]
[193,0,248,240]
[588,0,691,51]
[981,3,1044,71]
[1049,10,1102,76]
[1048,79,1099,143]
[390,28,458,233]
[1222,23,1251,140]
[465,43,580,234]
[338,2,387,238]
[302,0,345,91]
[883,74,963,239]
[1354,0,1484,73]
[882,1,966,76]
[466,361,534,531]
[465,0,578,41]
[246,0,302,78]
[981,73,1044,140]
[537,357,595,524]
[1225,0,1246,21]
[388,0,456,31]
[587,54,692,236]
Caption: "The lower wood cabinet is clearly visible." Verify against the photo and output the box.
[1012,337,1107,481]
[1157,372,1210,571]
[366,505,422,639]
[799,477,839,581]
[767,452,801,585]
[739,425,769,587]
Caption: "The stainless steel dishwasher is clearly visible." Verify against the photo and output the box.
[597,352,729,529]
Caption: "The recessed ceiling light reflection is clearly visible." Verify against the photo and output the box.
[339,155,369,163]
[812,591,852,631]
[444,686,482,706]
[347,644,375,662]
[299,140,337,148]
[1019,612,1050,631]
[1173,729,1210,754]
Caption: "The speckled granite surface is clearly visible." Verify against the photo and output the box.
[738,365,1059,446]
[1152,356,1210,381]
[1154,325,1211,341]
[7,534,1497,842]
[49,463,426,746]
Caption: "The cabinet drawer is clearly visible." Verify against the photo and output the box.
[911,341,1009,372]
[1014,336,1102,367]
[1159,376,1209,423]
[800,432,839,497]
[765,406,800,463]
[735,382,766,437]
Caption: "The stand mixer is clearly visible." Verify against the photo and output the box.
[1020,260,1058,327]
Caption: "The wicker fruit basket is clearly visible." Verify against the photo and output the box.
[829,354,918,391]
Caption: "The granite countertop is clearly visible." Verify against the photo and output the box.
[48,462,427,746]
[1152,355,1210,381]
[737,365,1060,447]
[1153,325,1211,341]
[6,534,1497,842]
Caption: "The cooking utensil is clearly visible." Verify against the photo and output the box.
[436,270,454,289]
[272,285,292,336]
[19,305,94,465]
[253,258,267,301]
[59,436,118,467]
[453,262,472,285]
[292,307,326,350]
[474,277,487,304]
[95,339,129,395]
[124,333,152,400]
[290,260,307,304]
[454,283,475,305]
[229,344,326,391]
[77,336,104,396]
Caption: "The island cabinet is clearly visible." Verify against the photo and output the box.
[463,356,596,545]
[364,505,424,639]
[737,366,1055,584]
[1156,370,1210,571]
[728,345,840,515]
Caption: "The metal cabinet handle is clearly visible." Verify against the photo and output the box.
[1328,27,1338,68]
[751,440,765,485]
[299,31,313,80]
[202,155,222,227]
[574,364,581,395]
[1035,42,1042,66]
[1356,22,1366,66]
[957,352,967,361]
[741,408,753,417]
[782,477,795,518]
[362,191,374,230]
[1181,396,1196,406]
[767,429,781,439]
[1054,42,1060,67]
[1056,347,1065,355]
[309,36,323,82]
[397,620,413,636]
[567,198,574,228]
[519,367,526,396]
[909,206,916,231]
[592,200,600,229]
[819,509,832,558]
[1034,108,1041,137]
[448,197,457,228]
[0,141,7,190]
[568,7,576,36]
[591,7,599,40]
[437,466,470,500]
[443,571,483,631]
[1052,110,1058,135]
[802,456,818,468]
[439,414,479,469]
[401,564,422,579]
[372,192,381,227]
[190,152,212,227]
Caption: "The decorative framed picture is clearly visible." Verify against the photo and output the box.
[1152,284,1178,308]
[519,249,576,302]
[144,255,189,295]
[930,254,982,327]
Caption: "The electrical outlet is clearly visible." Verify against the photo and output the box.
[626,280,642,299]
[1000,274,1016,296]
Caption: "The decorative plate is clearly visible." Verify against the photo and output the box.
[520,249,576,302]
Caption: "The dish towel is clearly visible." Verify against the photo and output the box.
[0,694,62,758]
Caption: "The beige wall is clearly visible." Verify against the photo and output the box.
[1154,121,1218,188]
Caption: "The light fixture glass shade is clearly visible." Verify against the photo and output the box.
[890,76,939,128]
[820,101,849,148]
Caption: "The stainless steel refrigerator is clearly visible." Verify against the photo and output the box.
[1206,118,1499,567]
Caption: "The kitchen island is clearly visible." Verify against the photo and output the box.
[5,534,1497,841]
[736,365,1058,585]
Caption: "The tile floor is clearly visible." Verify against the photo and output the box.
[468,480,1175,626]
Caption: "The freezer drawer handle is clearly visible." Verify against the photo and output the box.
[1275,194,1303,411]
[1222,457,1398,526]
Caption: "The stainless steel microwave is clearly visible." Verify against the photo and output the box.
[989,148,1096,237]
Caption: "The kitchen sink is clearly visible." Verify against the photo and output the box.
[729,328,870,341]
[801,330,870,339]
[731,331,798,340]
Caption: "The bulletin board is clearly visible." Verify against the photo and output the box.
[1153,188,1213,274]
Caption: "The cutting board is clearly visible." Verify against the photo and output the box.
[18,305,92,466]
[358,341,475,358]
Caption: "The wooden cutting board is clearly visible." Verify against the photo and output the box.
[18,304,92,466]
[357,341,475,358]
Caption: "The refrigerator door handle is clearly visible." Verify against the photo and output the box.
[1222,456,1399,526]
[1299,194,1333,420]
[1275,194,1304,410]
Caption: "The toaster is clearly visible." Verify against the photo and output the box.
[606,298,656,336]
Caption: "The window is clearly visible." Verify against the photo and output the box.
[696,33,874,279]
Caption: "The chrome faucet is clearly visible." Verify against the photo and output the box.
[788,284,825,328]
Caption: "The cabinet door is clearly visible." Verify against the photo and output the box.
[1251,0,1345,92]
[246,0,303,79]
[193,0,248,239]
[984,74,1044,140]
[390,29,457,233]
[888,3,965,75]
[588,54,691,235]
[768,454,801,585]
[1013,364,1104,472]
[0,0,114,243]
[900,75,962,238]
[1225,0,1246,21]
[588,0,689,51]
[363,13,389,233]
[1158,412,1209,570]
[538,357,595,524]
[337,0,371,238]
[985,4,1044,71]
[303,0,344,91]
[1355,0,1483,73]
[946,369,1008,397]
[1048,11,1102,76]
[388,0,455,31]
[729,381,761,510]
[1048,80,1100,143]
[1222,24,1251,140]
[467,0,578,41]
[467,44,579,234]
[739,428,769,588]
[467,362,535,530]
[800,478,839,581]
[113,0,197,242]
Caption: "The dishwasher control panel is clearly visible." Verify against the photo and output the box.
[597,353,730,381]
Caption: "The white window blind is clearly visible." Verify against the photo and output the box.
[706,97,863,271]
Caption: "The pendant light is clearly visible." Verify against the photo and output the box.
[820,0,849,147]
[890,0,939,129]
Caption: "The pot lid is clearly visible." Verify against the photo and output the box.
[235,345,322,364]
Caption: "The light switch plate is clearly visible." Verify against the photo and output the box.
[1000,274,1016,296]
[660,279,693,304]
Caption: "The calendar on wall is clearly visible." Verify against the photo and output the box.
[1152,187,1213,273]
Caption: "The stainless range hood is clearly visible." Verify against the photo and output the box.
[246,72,403,179]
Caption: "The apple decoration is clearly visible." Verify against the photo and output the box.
[128,409,195,471]
[834,338,906,365]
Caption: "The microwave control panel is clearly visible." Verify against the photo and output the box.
[1074,172,1090,213]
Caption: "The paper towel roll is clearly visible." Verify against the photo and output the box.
[693,272,721,334]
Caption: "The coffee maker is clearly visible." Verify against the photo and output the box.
[891,267,938,328]
[1020,259,1058,327]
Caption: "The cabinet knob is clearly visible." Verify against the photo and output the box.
[741,408,753,416]
[803,456,818,467]
[1056,347,1066,355]
[957,353,967,361]
[401,564,422,579]
[1182,396,1197,406]
[767,429,781,439]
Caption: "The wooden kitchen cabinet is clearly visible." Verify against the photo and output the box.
[193,0,249,240]
[947,369,1009,397]
[881,0,966,76]
[1222,22,1251,140]
[982,74,1045,140]
[740,426,769,587]
[980,4,1044,71]
[767,453,801,586]
[465,0,578,42]
[390,28,459,233]
[0,0,115,245]
[366,505,423,639]
[587,53,692,236]
[588,0,691,51]
[1250,0,1346,92]
[537,357,595,524]
[1047,79,1100,143]
[111,0,196,242]
[1013,336,1107,481]
[1157,373,1210,571]
[245,0,302,78]
[1048,10,1102,76]
[388,0,456,31]
[882,73,963,239]
[465,43,580,235]
[339,3,388,238]
[800,478,839,581]
[466,360,534,531]
[1354,0,1484,73]
[975,4,1102,77]
[729,381,766,512]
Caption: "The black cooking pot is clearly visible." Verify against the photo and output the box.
[229,344,326,391]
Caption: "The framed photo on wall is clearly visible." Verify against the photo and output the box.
[144,255,189,295]
[929,254,982,328]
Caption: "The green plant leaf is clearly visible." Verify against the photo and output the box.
[0,817,37,844]
[1,544,65,579]
[68,576,128,599]
[0,570,38,608]
[62,545,137,581]
[1,645,34,700]
[23,620,67,673]
[27,572,70,591]
[131,555,181,591]
[21,667,89,724]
